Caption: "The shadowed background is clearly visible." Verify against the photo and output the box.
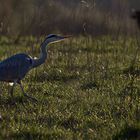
[0,0,139,37]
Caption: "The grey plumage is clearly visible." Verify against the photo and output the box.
[0,53,32,82]
[0,34,71,101]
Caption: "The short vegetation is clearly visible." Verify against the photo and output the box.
[0,35,139,139]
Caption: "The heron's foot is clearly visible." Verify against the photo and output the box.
[24,93,38,102]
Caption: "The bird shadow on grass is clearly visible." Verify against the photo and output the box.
[113,126,140,140]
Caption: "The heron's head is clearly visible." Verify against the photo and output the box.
[43,34,71,44]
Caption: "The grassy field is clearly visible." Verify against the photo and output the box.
[0,36,139,140]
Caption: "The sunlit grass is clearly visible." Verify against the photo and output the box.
[0,36,139,139]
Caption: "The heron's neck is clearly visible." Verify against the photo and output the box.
[32,41,49,68]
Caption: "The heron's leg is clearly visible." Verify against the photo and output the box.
[9,82,16,97]
[18,81,37,102]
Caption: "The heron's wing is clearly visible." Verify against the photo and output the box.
[0,53,33,82]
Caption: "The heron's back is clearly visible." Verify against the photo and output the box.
[0,53,33,82]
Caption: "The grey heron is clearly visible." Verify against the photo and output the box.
[0,34,71,101]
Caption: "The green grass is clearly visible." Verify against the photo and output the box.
[0,36,140,140]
